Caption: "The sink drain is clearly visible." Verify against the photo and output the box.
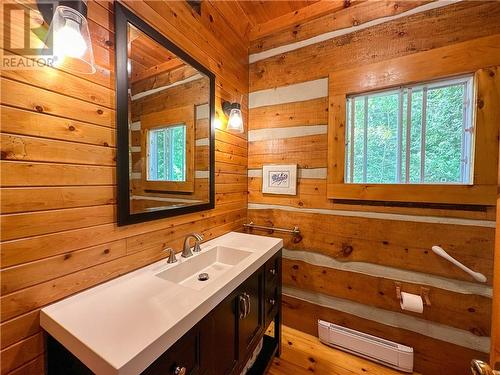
[198,273,209,281]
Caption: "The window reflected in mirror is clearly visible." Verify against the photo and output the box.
[147,124,187,182]
[127,23,211,214]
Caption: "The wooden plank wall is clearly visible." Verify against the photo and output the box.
[0,1,248,374]
[247,2,500,374]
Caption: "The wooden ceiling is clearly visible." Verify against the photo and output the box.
[209,0,355,42]
[236,1,319,25]
[129,24,187,84]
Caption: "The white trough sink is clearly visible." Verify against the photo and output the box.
[156,246,252,290]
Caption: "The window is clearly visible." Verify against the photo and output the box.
[147,124,186,182]
[345,76,474,185]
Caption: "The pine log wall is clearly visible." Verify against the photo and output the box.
[247,2,500,374]
[0,1,248,374]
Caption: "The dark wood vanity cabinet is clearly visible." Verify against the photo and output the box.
[48,250,282,375]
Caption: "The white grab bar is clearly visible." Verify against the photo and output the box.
[431,246,487,283]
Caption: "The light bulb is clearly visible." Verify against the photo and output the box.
[54,18,87,59]
[227,108,244,133]
[47,5,95,74]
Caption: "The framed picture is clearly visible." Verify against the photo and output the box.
[262,164,297,195]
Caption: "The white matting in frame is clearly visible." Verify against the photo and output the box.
[262,164,297,195]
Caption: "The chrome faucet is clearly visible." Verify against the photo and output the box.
[181,233,203,258]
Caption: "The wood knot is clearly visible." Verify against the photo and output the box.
[477,98,484,109]
[209,14,214,22]
[105,40,113,47]
[103,248,110,254]
[64,253,72,260]
[68,125,76,131]
[342,244,353,256]
[292,265,299,270]
[470,327,486,337]
[489,70,495,77]
[97,109,104,115]
[468,307,476,313]
[103,142,109,147]
[35,105,44,112]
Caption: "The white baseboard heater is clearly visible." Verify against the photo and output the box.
[318,320,414,373]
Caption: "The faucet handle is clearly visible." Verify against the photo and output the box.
[193,233,203,252]
[164,247,177,263]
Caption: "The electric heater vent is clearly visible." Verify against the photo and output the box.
[318,320,414,373]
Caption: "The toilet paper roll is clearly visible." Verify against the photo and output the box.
[400,292,424,313]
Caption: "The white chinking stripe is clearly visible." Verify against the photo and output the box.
[131,195,203,203]
[249,1,461,63]
[131,74,203,101]
[283,249,492,297]
[130,121,141,131]
[195,170,209,179]
[195,138,209,146]
[283,286,490,353]
[248,125,327,142]
[196,104,209,120]
[248,168,327,179]
[248,203,496,228]
[249,78,328,108]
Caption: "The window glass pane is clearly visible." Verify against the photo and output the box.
[345,100,352,182]
[365,92,399,183]
[424,84,465,183]
[353,98,365,182]
[147,124,186,182]
[409,89,423,183]
[401,92,408,183]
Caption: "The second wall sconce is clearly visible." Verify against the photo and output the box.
[222,101,244,133]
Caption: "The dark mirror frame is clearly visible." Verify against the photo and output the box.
[115,2,216,226]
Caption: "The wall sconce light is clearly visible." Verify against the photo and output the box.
[41,0,95,74]
[222,101,244,133]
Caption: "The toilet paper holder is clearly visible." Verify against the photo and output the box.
[395,282,431,306]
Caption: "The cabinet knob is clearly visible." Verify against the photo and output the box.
[269,268,276,276]
[268,298,276,306]
[174,366,186,375]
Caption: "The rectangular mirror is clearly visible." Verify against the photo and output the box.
[115,3,215,225]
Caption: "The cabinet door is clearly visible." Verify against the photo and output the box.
[210,293,238,375]
[237,270,263,360]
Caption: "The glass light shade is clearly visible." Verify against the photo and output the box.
[227,108,244,133]
[48,6,96,74]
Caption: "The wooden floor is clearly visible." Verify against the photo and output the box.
[268,326,418,375]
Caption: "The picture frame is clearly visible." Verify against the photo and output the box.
[262,164,297,195]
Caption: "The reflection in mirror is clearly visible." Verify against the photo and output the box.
[127,23,211,215]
